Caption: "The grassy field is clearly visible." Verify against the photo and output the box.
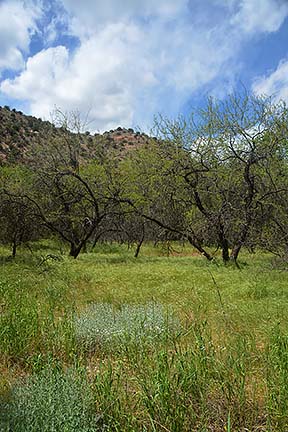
[1,241,288,431]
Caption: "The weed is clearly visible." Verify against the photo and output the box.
[75,302,180,351]
[0,366,100,432]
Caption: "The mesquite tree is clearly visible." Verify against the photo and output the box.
[154,94,288,262]
[120,94,288,263]
[0,166,40,257]
[24,112,123,258]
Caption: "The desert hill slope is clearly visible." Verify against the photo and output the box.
[0,106,151,164]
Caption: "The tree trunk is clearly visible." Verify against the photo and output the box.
[91,232,103,250]
[69,243,83,259]
[12,240,17,258]
[82,241,87,253]
[221,239,230,263]
[222,240,229,264]
[218,223,229,263]
[135,209,213,261]
[230,244,242,262]
[134,224,145,258]
[230,222,250,263]
[134,239,144,258]
[187,236,213,261]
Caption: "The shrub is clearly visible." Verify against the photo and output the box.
[75,302,180,351]
[0,367,99,431]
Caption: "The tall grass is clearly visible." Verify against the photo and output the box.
[266,325,288,430]
[1,242,288,430]
[0,277,76,363]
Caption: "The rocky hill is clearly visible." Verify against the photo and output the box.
[0,106,151,164]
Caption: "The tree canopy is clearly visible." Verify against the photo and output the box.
[1,94,288,262]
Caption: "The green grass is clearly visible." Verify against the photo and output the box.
[1,241,288,430]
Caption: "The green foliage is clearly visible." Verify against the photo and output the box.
[1,367,99,432]
[1,94,288,262]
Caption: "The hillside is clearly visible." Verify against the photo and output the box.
[0,106,151,164]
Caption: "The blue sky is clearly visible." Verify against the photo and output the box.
[0,0,287,132]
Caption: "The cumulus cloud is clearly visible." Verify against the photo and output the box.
[253,58,288,103]
[61,0,188,38]
[0,0,41,72]
[0,26,140,130]
[1,0,288,131]
[1,46,69,99]
[231,0,288,35]
[1,11,236,131]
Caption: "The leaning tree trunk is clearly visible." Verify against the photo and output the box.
[134,225,145,258]
[229,244,242,263]
[91,232,104,250]
[69,242,83,259]
[187,235,213,261]
[230,221,251,263]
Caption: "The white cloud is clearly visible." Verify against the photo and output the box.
[253,59,288,103]
[0,13,236,131]
[1,46,69,100]
[61,0,188,38]
[0,27,137,130]
[1,0,288,131]
[231,0,288,34]
[0,0,41,72]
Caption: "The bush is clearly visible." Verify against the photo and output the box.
[75,302,180,351]
[0,367,99,431]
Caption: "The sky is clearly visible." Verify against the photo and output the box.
[0,0,287,132]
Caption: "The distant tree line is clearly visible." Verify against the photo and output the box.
[1,93,288,263]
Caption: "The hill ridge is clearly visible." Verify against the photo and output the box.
[0,106,151,164]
